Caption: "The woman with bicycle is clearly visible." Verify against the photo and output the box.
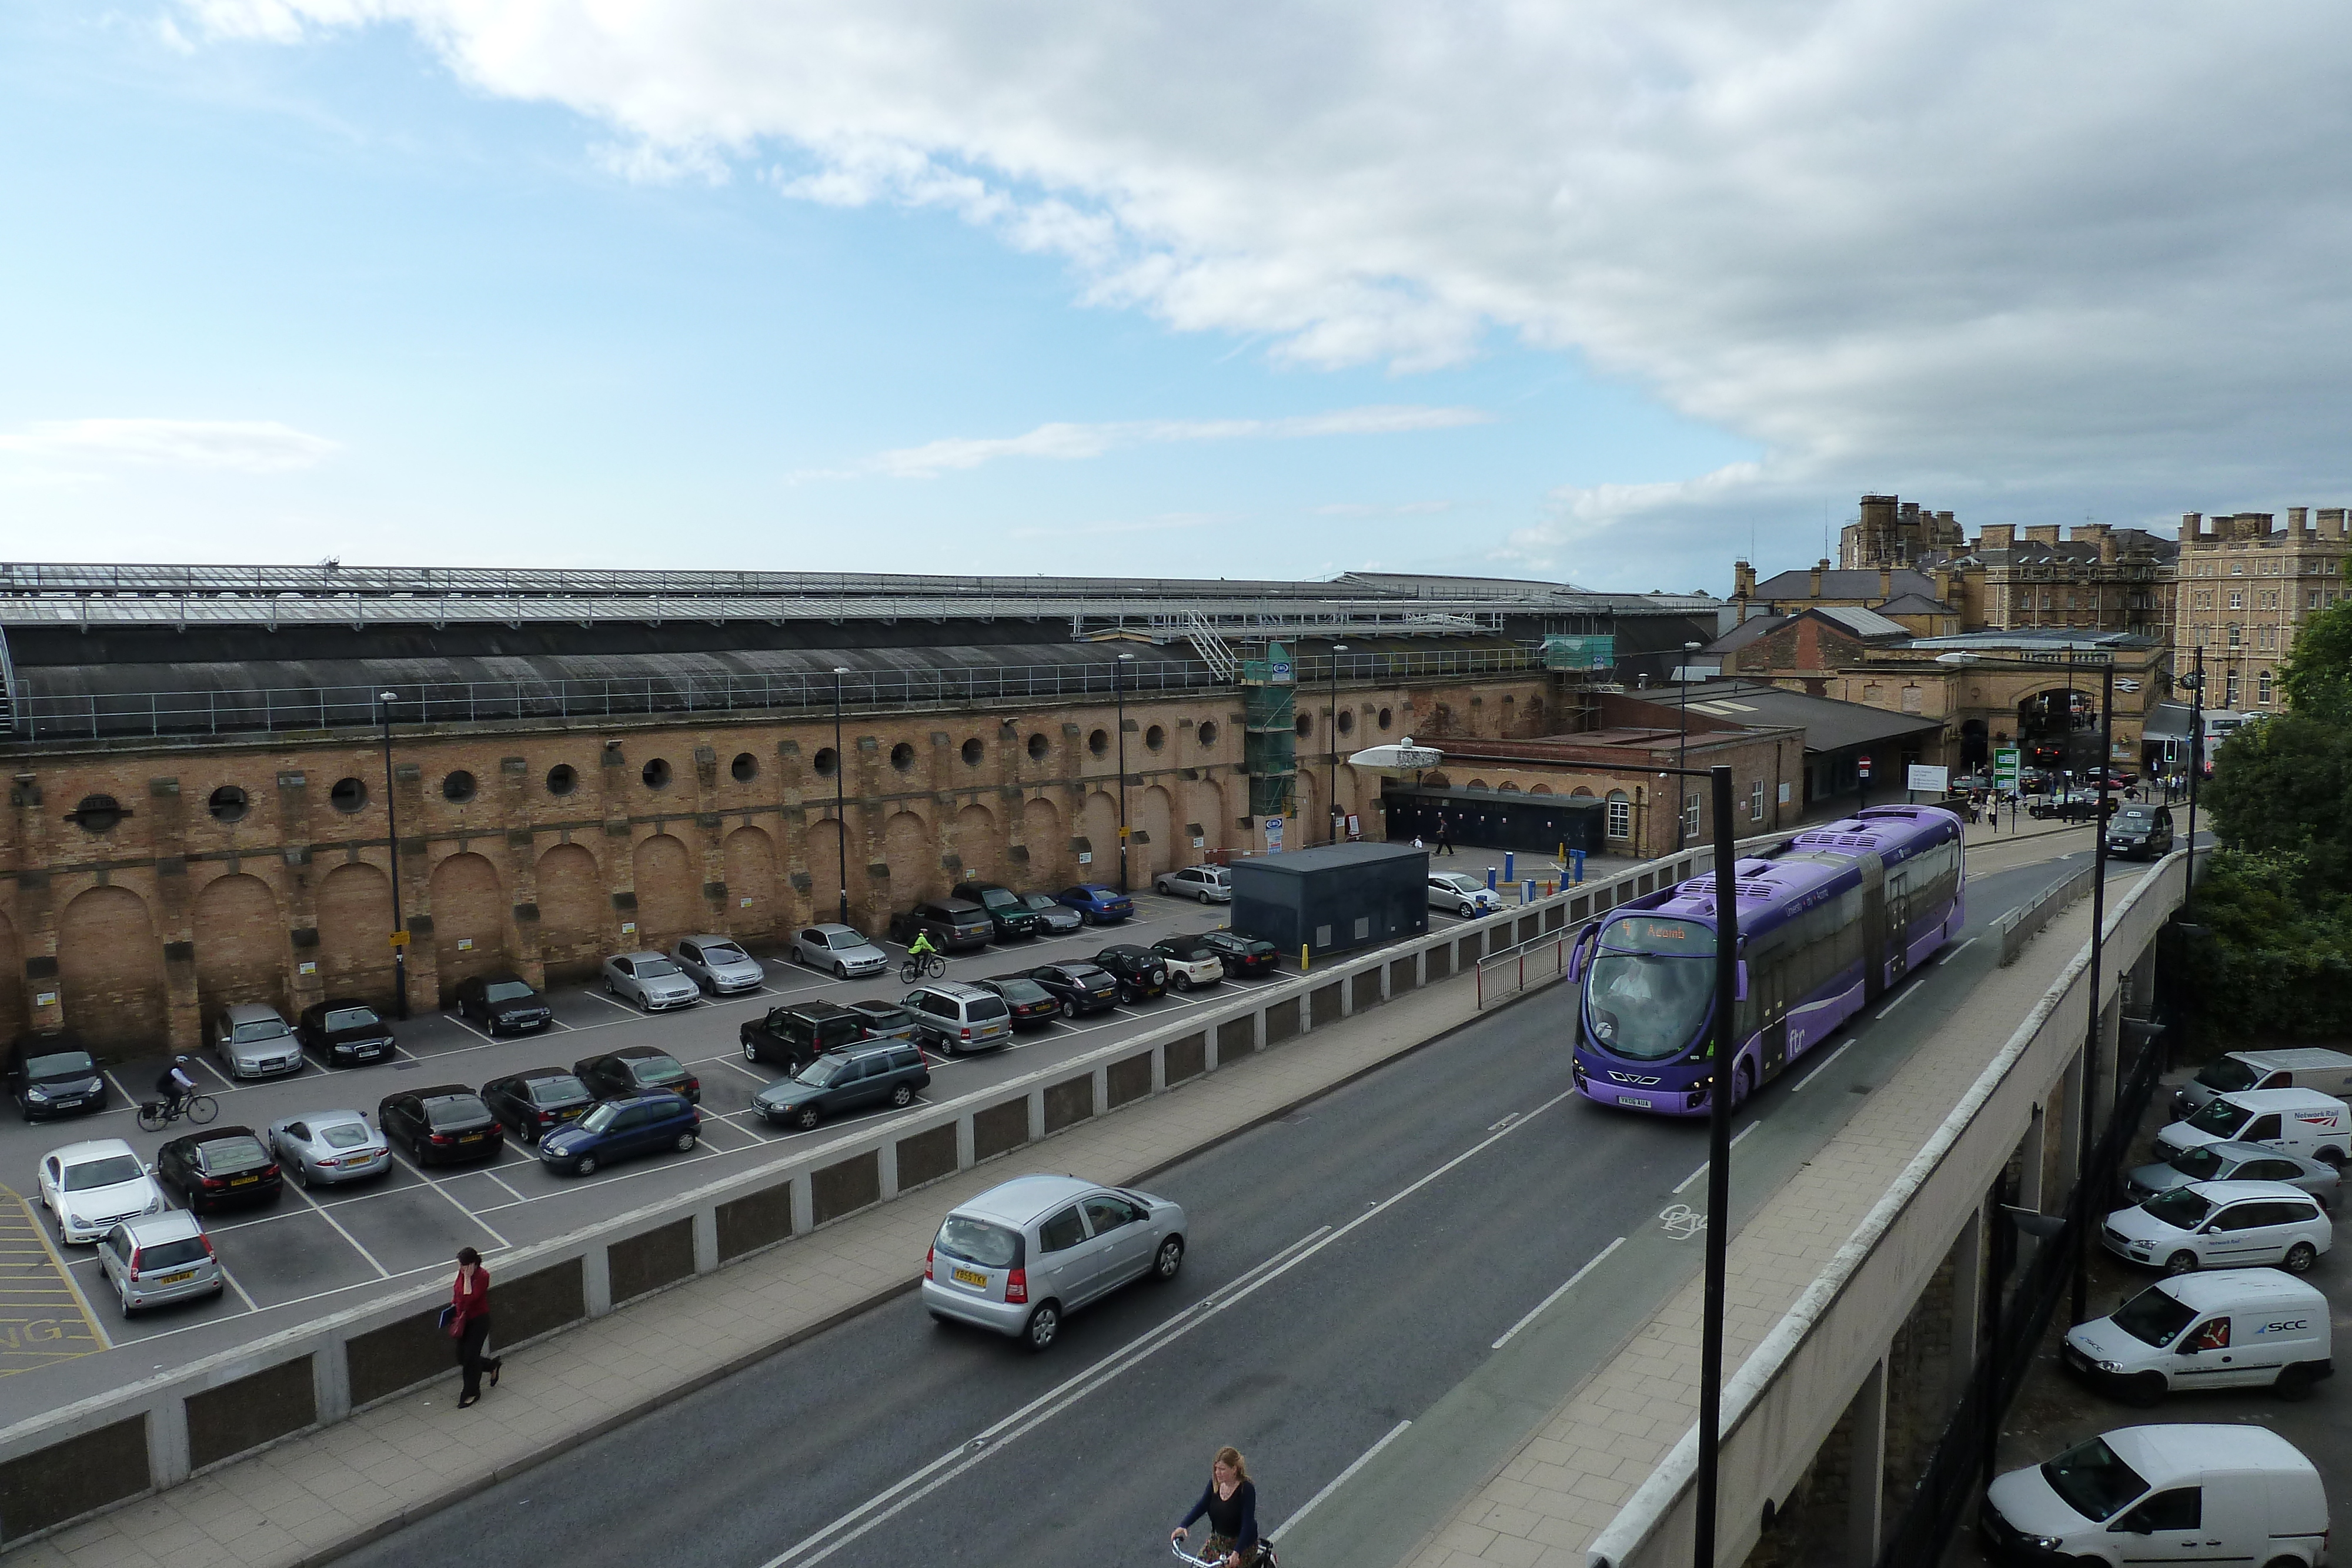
[1173,1446,1266,1567]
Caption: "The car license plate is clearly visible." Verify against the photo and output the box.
[951,1266,988,1289]
[1621,1096,1653,1109]
[156,1270,195,1285]
[230,1174,258,1186]
[52,1096,81,1108]
[460,1132,484,1143]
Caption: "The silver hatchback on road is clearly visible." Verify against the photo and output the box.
[602,952,702,1011]
[921,1173,1186,1350]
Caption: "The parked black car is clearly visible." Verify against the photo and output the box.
[5,1032,106,1121]
[740,1002,866,1069]
[961,883,1043,941]
[1195,930,1281,978]
[295,999,397,1066]
[2105,803,2176,860]
[537,1092,700,1176]
[887,899,994,952]
[2027,791,2104,823]
[480,1067,595,1144]
[452,974,553,1035]
[751,1042,930,1131]
[1024,961,1121,1017]
[975,975,1061,1031]
[574,1047,701,1105]
[1090,944,1169,1002]
[377,1086,505,1166]
[155,1126,282,1212]
[1018,892,1085,935]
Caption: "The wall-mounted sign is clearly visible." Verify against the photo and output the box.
[456,937,473,951]
[1265,815,1286,852]
[298,961,318,975]
[34,991,56,1008]
[620,921,637,935]
[388,930,410,948]
[1077,851,1093,865]
[1191,835,1205,849]
[740,896,754,908]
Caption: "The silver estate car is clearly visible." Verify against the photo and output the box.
[213,1002,304,1081]
[793,923,890,978]
[602,952,702,1011]
[672,935,766,995]
[97,1210,222,1314]
[266,1109,392,1186]
[921,1173,1186,1350]
[2125,1139,2341,1210]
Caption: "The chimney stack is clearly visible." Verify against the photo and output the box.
[1732,559,1756,600]
[2320,509,2346,541]
[2181,511,2204,543]
[1810,559,1827,598]
[2291,506,2310,537]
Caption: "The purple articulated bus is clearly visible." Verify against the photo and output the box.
[1566,805,1965,1118]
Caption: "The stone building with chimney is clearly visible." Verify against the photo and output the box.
[2174,507,2352,714]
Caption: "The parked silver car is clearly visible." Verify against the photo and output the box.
[793,922,890,978]
[921,1172,1186,1350]
[97,1210,223,1314]
[38,1139,166,1244]
[213,1002,304,1081]
[1154,865,1232,904]
[1428,872,1502,917]
[2125,1139,2341,1210]
[602,952,702,1011]
[671,935,767,995]
[265,1109,391,1186]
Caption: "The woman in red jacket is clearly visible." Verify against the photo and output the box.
[450,1246,502,1407]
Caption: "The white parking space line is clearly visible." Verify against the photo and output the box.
[386,1150,513,1249]
[1274,1420,1413,1537]
[713,1057,771,1086]
[1491,1237,1626,1349]
[469,1142,727,1215]
[479,1168,530,1205]
[215,1259,260,1314]
[442,1012,499,1047]
[102,1069,137,1108]
[582,989,640,1015]
[283,1177,394,1279]
[188,1057,237,1092]
[1789,1038,1858,1093]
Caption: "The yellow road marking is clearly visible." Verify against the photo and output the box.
[0,1185,108,1365]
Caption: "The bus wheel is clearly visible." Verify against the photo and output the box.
[1734,1063,1754,1106]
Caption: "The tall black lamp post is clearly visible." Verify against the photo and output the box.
[1940,646,2116,1323]
[1115,653,1135,893]
[831,667,852,928]
[1676,640,1701,847]
[2181,647,2204,885]
[376,690,407,1020]
[1328,643,1349,844]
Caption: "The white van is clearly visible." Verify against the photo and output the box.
[2175,1048,2352,1117]
[2154,1088,2351,1167]
[2062,1269,2333,1404]
[1982,1424,2329,1566]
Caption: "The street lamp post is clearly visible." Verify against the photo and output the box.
[1940,648,2116,1325]
[1115,653,1135,893]
[831,667,852,928]
[376,691,407,1020]
[1676,641,1700,847]
[2182,647,2205,887]
[1329,643,1349,844]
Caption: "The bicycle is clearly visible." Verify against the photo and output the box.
[900,952,947,984]
[137,1094,219,1133]
[1172,1538,1277,1567]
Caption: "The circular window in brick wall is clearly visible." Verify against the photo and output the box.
[1378,707,1393,731]
[1337,710,1355,735]
[70,795,123,834]
[546,764,578,796]
[1144,724,1165,751]
[1027,733,1050,761]
[961,738,984,767]
[1198,720,1219,747]
[330,777,368,813]
[814,747,839,778]
[443,770,477,803]
[208,785,249,823]
[731,751,758,783]
[1295,713,1313,738]
[1088,728,1110,757]
[642,757,672,790]
[890,743,916,772]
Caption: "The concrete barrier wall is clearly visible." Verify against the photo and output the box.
[1586,850,2190,1568]
[0,840,1717,1547]
[1996,862,2096,966]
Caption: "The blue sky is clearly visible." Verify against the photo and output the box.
[0,7,1761,589]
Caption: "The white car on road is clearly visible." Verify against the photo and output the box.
[1428,872,1503,917]
[38,1139,167,1245]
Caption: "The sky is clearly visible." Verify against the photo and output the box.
[5,3,2351,593]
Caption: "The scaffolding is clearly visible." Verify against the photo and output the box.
[1240,642,1297,820]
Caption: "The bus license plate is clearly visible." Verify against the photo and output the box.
[951,1266,988,1289]
[1621,1096,1653,1110]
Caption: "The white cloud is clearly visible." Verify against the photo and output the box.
[176,0,2352,538]
[833,404,1491,479]
[0,419,341,472]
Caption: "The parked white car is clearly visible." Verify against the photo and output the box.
[1154,866,1232,904]
[2101,1179,2330,1276]
[38,1139,166,1245]
[1428,872,1502,917]
[2173,1047,2352,1117]
[1981,1424,2327,1566]
[671,935,766,995]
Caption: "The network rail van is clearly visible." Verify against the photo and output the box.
[2174,1047,2352,1117]
[2062,1268,2332,1404]
[2155,1088,2351,1167]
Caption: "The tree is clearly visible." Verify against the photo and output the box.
[2280,597,2352,719]
[2206,598,2352,884]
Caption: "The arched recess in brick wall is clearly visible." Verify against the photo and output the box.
[1185,779,1225,857]
[1019,797,1062,888]
[315,862,395,1005]
[0,911,21,1044]
[535,843,605,982]
[882,810,935,908]
[631,834,697,950]
[805,816,846,924]
[1080,791,1118,878]
[58,885,166,1050]
[429,853,507,1002]
[723,827,779,940]
[1294,770,1321,841]
[1138,785,1174,877]
[193,873,289,1021]
[951,803,997,888]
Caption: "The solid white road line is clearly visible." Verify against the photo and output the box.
[282,1174,395,1279]
[1671,1122,1760,1196]
[1875,984,1921,1020]
[1788,1038,1857,1093]
[1938,936,1980,965]
[759,1088,1582,1568]
[1491,1236,1626,1349]
[1272,1420,1414,1538]
[583,988,640,1015]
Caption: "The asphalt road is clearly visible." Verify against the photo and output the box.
[339,835,2153,1568]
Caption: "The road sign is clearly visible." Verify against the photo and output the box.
[387,930,410,948]
[1993,747,2021,788]
[1265,815,1286,851]
[1907,764,1949,794]
[1857,755,1873,780]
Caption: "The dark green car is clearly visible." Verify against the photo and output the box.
[753,1043,930,1131]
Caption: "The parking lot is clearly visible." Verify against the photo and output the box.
[0,880,1519,1414]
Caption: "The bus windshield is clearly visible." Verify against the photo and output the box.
[1586,916,1716,1061]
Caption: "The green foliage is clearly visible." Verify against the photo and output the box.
[2280,597,2352,720]
[2204,597,2352,884]
[2178,851,2352,1042]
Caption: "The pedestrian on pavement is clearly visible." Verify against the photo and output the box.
[449,1245,501,1407]
[1434,825,1455,857]
[1411,835,1425,851]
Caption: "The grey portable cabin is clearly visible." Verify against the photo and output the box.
[1230,842,1430,959]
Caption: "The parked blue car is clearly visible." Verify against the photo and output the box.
[1056,884,1134,925]
[536,1092,700,1176]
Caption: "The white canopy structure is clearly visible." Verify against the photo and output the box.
[1345,737,1444,774]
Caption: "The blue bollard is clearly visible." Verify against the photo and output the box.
[1503,850,1515,882]
[1521,878,1536,906]
[1571,848,1586,884]
[1485,865,1498,891]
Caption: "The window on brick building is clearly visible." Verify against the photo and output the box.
[1377,707,1392,731]
[2259,670,2273,704]
[1197,721,1219,747]
[1027,733,1051,761]
[640,757,671,790]
[208,785,248,823]
[888,743,914,773]
[2228,625,2241,647]
[731,752,758,782]
[960,738,985,767]
[1087,728,1109,757]
[1143,725,1165,751]
[1295,711,1313,738]
[443,770,477,803]
[813,747,839,778]
[1606,791,1631,840]
[2312,591,2324,610]
[2229,590,2243,609]
[546,764,578,796]
[1749,780,1765,821]
[1337,709,1355,735]
[330,777,368,813]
